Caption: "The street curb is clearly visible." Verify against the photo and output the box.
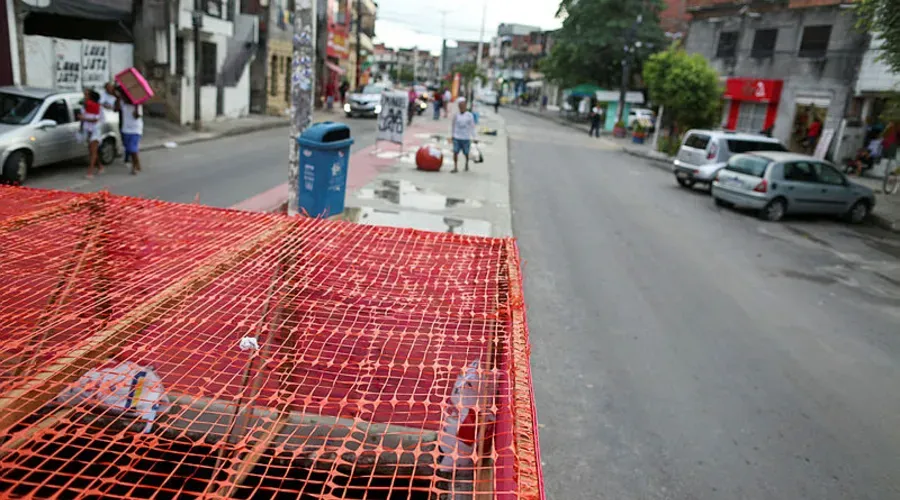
[621,148,673,172]
[870,212,898,232]
[143,120,289,153]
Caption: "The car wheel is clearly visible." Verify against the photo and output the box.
[676,177,694,188]
[99,138,117,166]
[714,197,731,208]
[846,200,870,224]
[346,113,352,118]
[2,150,30,184]
[759,198,787,222]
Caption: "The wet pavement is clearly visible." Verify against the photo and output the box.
[343,109,512,238]
[505,108,900,500]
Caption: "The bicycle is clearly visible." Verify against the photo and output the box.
[884,157,900,195]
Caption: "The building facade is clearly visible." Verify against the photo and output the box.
[685,0,867,153]
[347,0,376,89]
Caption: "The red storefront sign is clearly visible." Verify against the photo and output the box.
[724,78,783,103]
[724,78,783,131]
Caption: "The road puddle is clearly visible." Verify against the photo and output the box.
[356,179,482,211]
[342,206,491,236]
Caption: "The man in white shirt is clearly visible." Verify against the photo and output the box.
[116,92,144,174]
[451,98,476,173]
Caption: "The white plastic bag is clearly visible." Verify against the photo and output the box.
[470,143,484,163]
[439,361,494,469]
[55,361,169,433]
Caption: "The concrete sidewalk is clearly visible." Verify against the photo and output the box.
[232,108,512,237]
[341,108,512,237]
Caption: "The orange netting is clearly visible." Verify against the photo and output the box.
[0,186,543,499]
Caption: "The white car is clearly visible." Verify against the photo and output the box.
[344,84,387,118]
[627,108,655,129]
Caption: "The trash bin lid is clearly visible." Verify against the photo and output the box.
[297,121,354,149]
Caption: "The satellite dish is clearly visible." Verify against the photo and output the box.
[21,0,52,7]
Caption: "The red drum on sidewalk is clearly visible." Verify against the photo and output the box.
[416,145,444,171]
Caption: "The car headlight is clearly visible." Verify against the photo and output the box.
[343,103,351,112]
[375,104,382,114]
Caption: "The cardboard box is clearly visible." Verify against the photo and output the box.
[115,68,154,105]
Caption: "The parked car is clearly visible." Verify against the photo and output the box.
[627,108,655,129]
[711,152,875,223]
[673,130,787,190]
[0,86,120,183]
[344,84,387,118]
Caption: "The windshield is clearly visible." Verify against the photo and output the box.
[725,154,771,177]
[361,85,386,95]
[0,92,42,125]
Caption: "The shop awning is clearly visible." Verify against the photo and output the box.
[566,83,602,97]
[595,90,644,104]
[325,61,346,75]
[21,0,132,22]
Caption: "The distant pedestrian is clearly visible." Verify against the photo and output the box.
[804,116,822,154]
[451,98,476,173]
[541,94,548,111]
[339,80,350,105]
[78,88,103,179]
[325,80,335,111]
[407,86,417,126]
[443,89,451,117]
[433,89,443,120]
[589,104,603,138]
[494,93,500,114]
[116,90,144,175]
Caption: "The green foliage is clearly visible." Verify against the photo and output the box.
[542,0,668,88]
[657,134,681,157]
[855,0,900,74]
[643,45,722,131]
[614,120,626,129]
[453,62,487,86]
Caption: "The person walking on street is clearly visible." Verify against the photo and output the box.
[407,86,417,126]
[589,103,603,138]
[451,98,476,173]
[78,88,104,179]
[339,80,350,106]
[99,82,130,164]
[494,93,500,114]
[117,90,144,175]
[443,89,452,118]
[433,89,443,120]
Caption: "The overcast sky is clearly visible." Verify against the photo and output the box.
[373,0,563,55]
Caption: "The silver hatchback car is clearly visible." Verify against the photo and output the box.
[711,152,876,223]
[674,130,787,189]
[0,86,120,183]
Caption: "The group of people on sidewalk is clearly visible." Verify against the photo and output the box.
[79,82,144,179]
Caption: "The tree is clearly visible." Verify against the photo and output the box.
[541,0,668,88]
[643,44,722,133]
[855,0,900,74]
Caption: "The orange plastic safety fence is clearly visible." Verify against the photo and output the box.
[0,187,543,499]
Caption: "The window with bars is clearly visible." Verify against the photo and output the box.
[751,29,777,58]
[798,25,831,58]
[270,55,278,96]
[716,32,738,58]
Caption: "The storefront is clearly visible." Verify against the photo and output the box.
[723,78,783,134]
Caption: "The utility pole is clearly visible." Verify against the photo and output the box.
[616,14,642,125]
[287,0,317,216]
[475,0,486,75]
[438,10,449,80]
[413,46,418,84]
[192,0,202,131]
[355,0,362,89]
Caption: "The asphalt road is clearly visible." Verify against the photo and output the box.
[24,115,381,207]
[506,109,900,499]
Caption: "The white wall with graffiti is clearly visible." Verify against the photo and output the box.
[23,35,133,91]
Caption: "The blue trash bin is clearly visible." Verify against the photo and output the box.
[297,122,354,218]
